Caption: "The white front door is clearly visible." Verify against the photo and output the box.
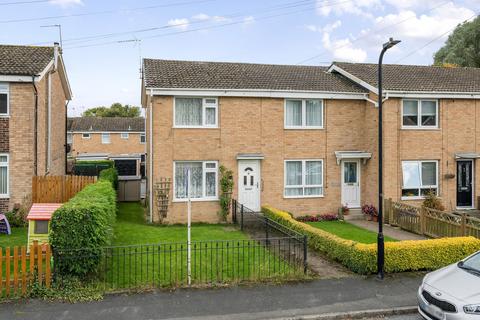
[238,160,261,211]
[341,160,360,208]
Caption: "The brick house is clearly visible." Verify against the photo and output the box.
[141,59,480,223]
[0,44,72,212]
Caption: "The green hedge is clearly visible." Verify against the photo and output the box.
[262,205,480,274]
[99,167,118,190]
[49,179,116,277]
[73,160,114,177]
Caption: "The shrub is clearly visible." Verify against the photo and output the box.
[218,165,234,222]
[296,214,338,222]
[422,190,445,211]
[361,204,378,217]
[5,207,28,227]
[49,180,116,277]
[263,205,480,274]
[99,167,118,190]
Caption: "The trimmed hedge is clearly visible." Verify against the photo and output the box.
[99,167,118,190]
[262,205,480,274]
[49,179,116,277]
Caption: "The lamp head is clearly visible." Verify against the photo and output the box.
[383,37,401,50]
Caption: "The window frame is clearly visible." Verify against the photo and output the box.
[401,99,439,129]
[120,132,129,139]
[401,160,439,200]
[0,153,9,198]
[81,133,91,139]
[284,99,324,129]
[0,83,9,117]
[101,133,111,144]
[66,132,73,144]
[173,160,219,202]
[173,97,218,129]
[284,159,324,198]
[34,220,49,234]
[140,133,146,144]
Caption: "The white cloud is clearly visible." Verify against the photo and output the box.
[192,13,230,23]
[322,32,367,62]
[316,0,381,18]
[305,20,342,33]
[243,16,255,26]
[48,0,83,7]
[167,18,189,30]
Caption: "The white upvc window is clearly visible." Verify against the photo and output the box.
[0,83,9,116]
[174,161,218,201]
[284,159,323,198]
[101,133,111,144]
[120,132,129,139]
[82,133,91,139]
[402,99,438,129]
[140,133,146,144]
[67,133,73,144]
[174,97,218,128]
[285,99,323,129]
[0,154,8,198]
[401,160,438,199]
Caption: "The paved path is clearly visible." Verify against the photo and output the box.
[1,273,423,320]
[348,220,426,241]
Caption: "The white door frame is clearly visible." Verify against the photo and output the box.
[237,159,261,211]
[456,159,475,210]
[341,159,361,208]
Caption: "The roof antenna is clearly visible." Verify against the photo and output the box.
[40,24,63,48]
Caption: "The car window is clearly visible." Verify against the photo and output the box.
[464,252,480,272]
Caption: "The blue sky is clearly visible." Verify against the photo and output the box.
[1,0,478,115]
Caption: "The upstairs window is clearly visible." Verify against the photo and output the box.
[140,133,146,144]
[67,133,73,144]
[121,132,129,139]
[402,99,438,128]
[285,99,323,129]
[402,160,438,198]
[0,83,8,116]
[82,133,90,139]
[174,97,218,128]
[101,133,110,144]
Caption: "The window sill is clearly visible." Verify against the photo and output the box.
[401,127,440,131]
[284,127,324,130]
[0,115,10,118]
[284,195,324,199]
[173,126,219,129]
[401,196,441,201]
[0,195,10,199]
[172,198,219,203]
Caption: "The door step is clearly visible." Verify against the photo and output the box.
[343,208,364,221]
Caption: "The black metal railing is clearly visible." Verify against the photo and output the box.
[53,237,306,291]
[231,199,307,274]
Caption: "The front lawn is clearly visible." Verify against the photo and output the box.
[0,227,28,249]
[306,221,397,244]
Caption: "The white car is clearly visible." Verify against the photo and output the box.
[418,251,480,319]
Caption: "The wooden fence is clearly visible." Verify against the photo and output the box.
[385,198,480,238]
[32,175,97,203]
[1,242,51,299]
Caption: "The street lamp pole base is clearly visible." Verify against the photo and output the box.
[377,232,385,280]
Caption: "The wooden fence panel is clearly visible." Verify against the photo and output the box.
[32,175,96,203]
[0,242,51,299]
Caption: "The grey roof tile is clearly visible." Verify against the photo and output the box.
[0,45,54,76]
[68,117,145,132]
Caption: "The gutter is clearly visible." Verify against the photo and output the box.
[149,89,154,223]
[31,75,38,176]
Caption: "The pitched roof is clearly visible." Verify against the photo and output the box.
[143,59,367,93]
[0,45,54,76]
[332,62,480,93]
[68,117,145,132]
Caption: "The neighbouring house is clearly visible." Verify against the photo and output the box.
[0,43,72,213]
[141,58,480,223]
[67,116,146,199]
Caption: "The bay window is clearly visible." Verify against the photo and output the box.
[285,99,323,129]
[174,97,218,128]
[285,160,323,197]
[174,161,218,200]
[402,99,438,128]
[0,154,8,197]
[401,160,438,198]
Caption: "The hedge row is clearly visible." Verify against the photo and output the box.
[262,205,480,274]
[99,167,119,190]
[50,170,117,277]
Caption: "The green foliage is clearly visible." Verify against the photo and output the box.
[99,167,119,190]
[434,16,480,67]
[49,180,116,277]
[82,103,141,118]
[422,190,445,211]
[306,221,396,244]
[4,207,28,227]
[74,160,114,177]
[263,205,480,274]
[75,160,114,167]
[218,165,234,221]
[29,275,103,302]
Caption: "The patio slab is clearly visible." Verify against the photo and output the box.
[348,219,427,241]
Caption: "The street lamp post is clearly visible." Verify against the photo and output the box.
[377,37,400,280]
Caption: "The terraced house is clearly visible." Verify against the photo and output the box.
[0,44,71,212]
[141,59,480,223]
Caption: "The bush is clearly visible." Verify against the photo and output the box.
[422,190,445,211]
[361,204,378,217]
[49,180,116,277]
[296,214,338,222]
[5,207,28,227]
[262,205,480,274]
[99,167,118,190]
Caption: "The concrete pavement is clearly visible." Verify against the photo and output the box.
[0,273,424,320]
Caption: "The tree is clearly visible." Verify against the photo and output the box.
[82,103,141,117]
[433,17,480,67]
